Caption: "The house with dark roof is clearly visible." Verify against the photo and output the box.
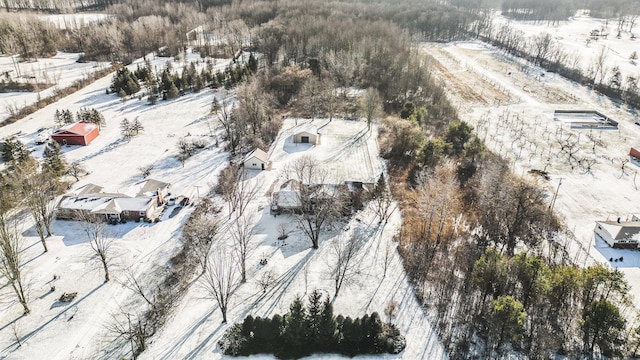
[594,220,640,249]
[51,122,99,146]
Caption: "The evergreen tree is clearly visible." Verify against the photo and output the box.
[318,298,337,350]
[248,53,258,73]
[42,141,66,177]
[582,299,626,357]
[283,296,307,356]
[489,296,526,354]
[2,137,32,171]
[306,290,325,350]
[167,82,180,100]
[1,137,16,164]
[364,312,383,352]
[444,121,474,155]
[241,315,254,337]
[148,84,158,105]
[110,67,140,95]
[61,109,74,124]
[53,109,63,127]
[120,118,132,140]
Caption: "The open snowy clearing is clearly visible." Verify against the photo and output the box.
[426,38,640,308]
[0,54,446,358]
[141,117,443,359]
[494,13,640,81]
[0,52,111,122]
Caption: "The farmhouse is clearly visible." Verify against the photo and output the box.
[56,179,169,222]
[51,122,99,146]
[293,130,320,145]
[243,148,268,170]
[594,220,640,249]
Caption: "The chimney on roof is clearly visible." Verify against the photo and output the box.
[157,188,164,206]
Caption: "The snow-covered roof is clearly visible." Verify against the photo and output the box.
[128,178,170,198]
[244,148,268,163]
[597,221,640,242]
[52,122,98,136]
[115,197,153,212]
[57,194,118,212]
[91,199,123,215]
[276,190,301,209]
[75,183,104,196]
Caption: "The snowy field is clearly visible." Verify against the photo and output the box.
[494,13,640,81]
[0,52,111,122]
[0,53,446,358]
[426,38,640,308]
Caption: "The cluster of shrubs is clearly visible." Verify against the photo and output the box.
[219,290,405,358]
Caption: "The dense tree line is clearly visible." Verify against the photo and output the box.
[219,290,405,358]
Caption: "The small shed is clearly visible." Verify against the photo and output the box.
[293,131,320,145]
[51,122,99,146]
[243,148,269,170]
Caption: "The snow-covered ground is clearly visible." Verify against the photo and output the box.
[426,39,640,308]
[0,52,111,122]
[494,13,639,87]
[142,117,445,359]
[0,52,446,358]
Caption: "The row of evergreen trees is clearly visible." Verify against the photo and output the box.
[219,290,405,358]
[53,107,105,129]
[110,54,258,103]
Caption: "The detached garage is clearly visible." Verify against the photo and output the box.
[293,131,320,145]
[243,148,269,170]
[51,122,99,146]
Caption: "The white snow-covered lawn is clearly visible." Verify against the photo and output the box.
[494,13,640,80]
[0,54,446,358]
[142,118,446,359]
[0,52,111,122]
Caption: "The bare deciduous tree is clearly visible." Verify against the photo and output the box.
[182,213,220,274]
[218,166,260,219]
[372,173,395,224]
[230,214,254,283]
[200,246,239,323]
[13,169,61,252]
[78,212,113,283]
[0,217,29,314]
[66,161,89,182]
[286,156,346,249]
[360,87,382,130]
[256,269,277,293]
[384,298,398,323]
[329,232,363,297]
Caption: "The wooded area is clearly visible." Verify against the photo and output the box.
[2,0,640,358]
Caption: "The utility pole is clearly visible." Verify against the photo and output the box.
[549,177,563,212]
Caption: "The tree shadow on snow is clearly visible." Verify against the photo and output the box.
[1,283,106,355]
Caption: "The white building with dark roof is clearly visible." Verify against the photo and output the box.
[594,220,640,249]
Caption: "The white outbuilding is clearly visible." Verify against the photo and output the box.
[243,148,269,170]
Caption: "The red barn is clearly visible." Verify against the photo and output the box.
[51,122,99,146]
